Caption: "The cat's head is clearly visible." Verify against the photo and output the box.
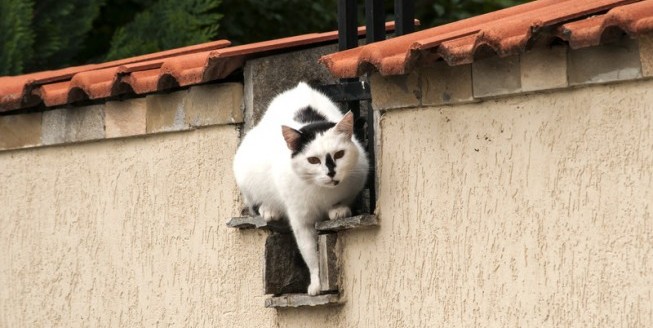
[282,111,361,188]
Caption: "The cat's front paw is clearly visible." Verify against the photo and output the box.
[307,280,321,296]
[259,205,282,222]
[328,205,351,220]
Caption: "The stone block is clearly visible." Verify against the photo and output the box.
[265,293,340,308]
[226,216,291,233]
[370,71,421,110]
[421,62,473,106]
[264,233,310,295]
[63,105,105,142]
[41,109,66,145]
[568,37,642,85]
[472,55,521,98]
[244,44,339,131]
[0,113,42,150]
[521,45,568,92]
[315,214,379,233]
[318,233,338,292]
[105,98,147,138]
[185,83,244,127]
[42,105,105,145]
[639,33,653,77]
[146,90,188,133]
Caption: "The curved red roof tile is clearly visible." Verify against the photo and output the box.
[0,22,401,113]
[559,0,653,48]
[0,40,232,112]
[320,0,653,78]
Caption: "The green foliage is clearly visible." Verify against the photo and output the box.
[74,0,153,65]
[0,0,530,75]
[29,0,105,71]
[105,0,222,60]
[216,0,528,46]
[0,0,103,75]
[217,0,337,45]
[416,0,530,27]
[0,0,34,75]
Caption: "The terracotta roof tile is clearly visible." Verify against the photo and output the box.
[0,39,232,112]
[320,0,653,78]
[0,22,400,113]
[559,0,653,48]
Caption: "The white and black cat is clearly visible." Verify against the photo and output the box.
[233,82,369,295]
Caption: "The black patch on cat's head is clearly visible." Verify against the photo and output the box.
[325,153,336,177]
[294,106,327,123]
[288,121,336,157]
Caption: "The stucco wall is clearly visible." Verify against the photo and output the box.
[273,78,652,327]
[340,79,652,327]
[1,77,652,327]
[0,126,277,327]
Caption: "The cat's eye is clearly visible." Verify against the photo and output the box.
[307,156,321,164]
[334,150,345,160]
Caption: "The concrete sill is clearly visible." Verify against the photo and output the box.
[227,214,378,234]
[315,214,378,233]
[226,216,291,233]
[265,293,341,308]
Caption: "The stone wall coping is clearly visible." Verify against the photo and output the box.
[370,35,653,112]
[0,82,244,152]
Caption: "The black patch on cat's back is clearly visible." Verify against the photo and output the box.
[291,121,336,157]
[294,106,327,123]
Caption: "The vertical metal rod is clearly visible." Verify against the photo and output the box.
[363,0,384,211]
[338,0,358,51]
[338,0,381,211]
[365,0,386,43]
[394,0,415,35]
[365,99,377,211]
[338,0,360,119]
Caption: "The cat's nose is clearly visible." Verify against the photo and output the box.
[327,171,336,178]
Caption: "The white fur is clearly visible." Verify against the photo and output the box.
[233,82,369,295]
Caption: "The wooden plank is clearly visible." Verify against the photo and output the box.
[265,293,341,308]
[315,214,378,233]
[226,216,291,233]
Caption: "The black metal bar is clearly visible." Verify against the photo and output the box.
[338,0,358,51]
[337,0,380,212]
[365,0,386,43]
[337,0,361,134]
[394,0,415,35]
[363,0,385,210]
[365,101,376,211]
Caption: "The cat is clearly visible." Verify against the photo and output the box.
[233,82,369,295]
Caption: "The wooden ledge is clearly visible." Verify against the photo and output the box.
[265,293,341,308]
[227,214,378,234]
[315,214,378,233]
[226,216,291,233]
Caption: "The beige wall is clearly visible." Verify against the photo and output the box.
[0,126,276,327]
[1,79,652,326]
[278,78,652,327]
[345,79,652,327]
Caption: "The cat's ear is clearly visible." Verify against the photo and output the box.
[282,126,302,152]
[334,111,354,139]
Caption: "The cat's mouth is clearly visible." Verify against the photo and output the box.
[321,179,339,187]
[317,176,340,187]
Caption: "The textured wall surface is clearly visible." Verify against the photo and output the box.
[330,79,652,327]
[1,79,652,327]
[0,126,275,327]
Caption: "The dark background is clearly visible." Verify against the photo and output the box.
[0,0,528,76]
